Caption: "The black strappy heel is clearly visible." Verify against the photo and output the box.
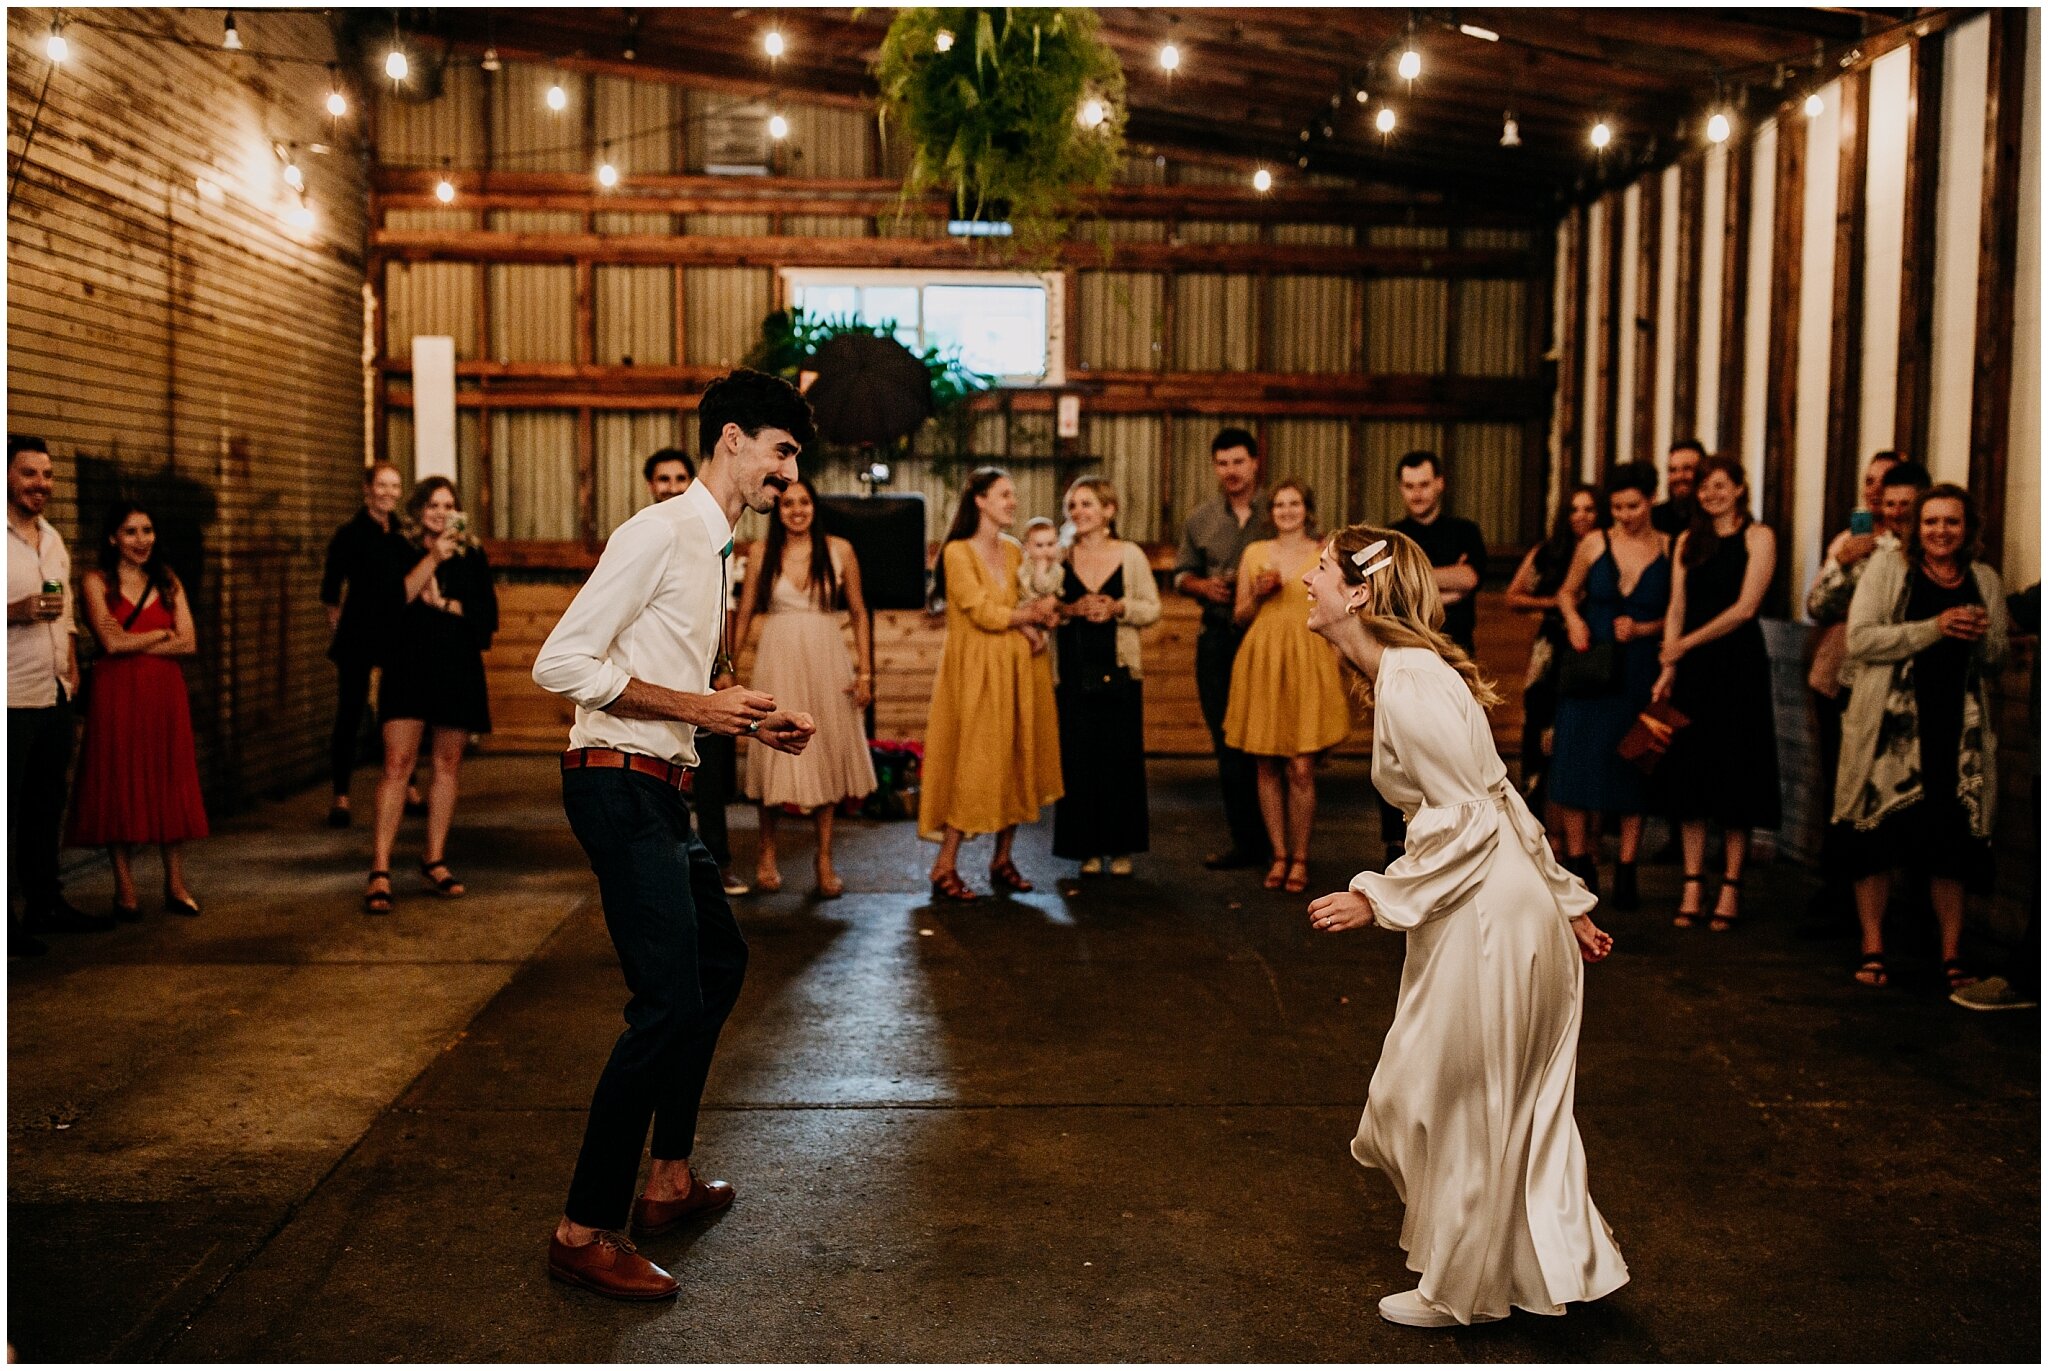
[420,860,466,898]
[364,870,394,915]
[1673,873,1706,929]
[1709,875,1742,932]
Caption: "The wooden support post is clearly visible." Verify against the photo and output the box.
[1895,33,1946,467]
[1598,191,1623,480]
[1763,109,1807,618]
[1715,137,1752,461]
[1824,68,1871,535]
[1671,157,1704,442]
[1969,7,2028,566]
[1556,207,1585,484]
[1523,223,1558,547]
[1631,176,1662,462]
[577,405,596,548]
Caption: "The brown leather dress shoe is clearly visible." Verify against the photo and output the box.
[547,1230,679,1301]
[631,1175,736,1236]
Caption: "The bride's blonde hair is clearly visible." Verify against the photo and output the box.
[1330,523,1502,710]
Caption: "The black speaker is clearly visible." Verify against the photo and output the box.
[815,493,928,611]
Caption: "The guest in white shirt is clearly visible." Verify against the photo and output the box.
[531,370,817,1302]
[7,436,112,955]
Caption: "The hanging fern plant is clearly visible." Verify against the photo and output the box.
[875,7,1126,259]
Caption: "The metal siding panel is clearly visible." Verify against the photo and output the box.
[596,412,683,536]
[595,75,680,174]
[489,264,576,363]
[594,266,674,366]
[1356,423,1446,525]
[1364,276,1448,372]
[1079,272,1164,371]
[489,411,579,539]
[1081,415,1164,543]
[683,268,772,365]
[1173,274,1257,370]
[785,104,877,178]
[1456,277,1527,376]
[494,63,587,173]
[1266,419,1349,527]
[1455,423,1523,547]
[378,61,487,168]
[1271,275,1354,373]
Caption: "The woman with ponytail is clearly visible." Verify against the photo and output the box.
[1299,523,1626,1329]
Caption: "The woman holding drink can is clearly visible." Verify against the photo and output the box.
[364,477,497,914]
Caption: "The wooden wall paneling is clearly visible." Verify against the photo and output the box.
[1764,109,1808,615]
[1969,7,2028,565]
[1599,190,1625,478]
[1524,223,1558,546]
[1631,176,1662,461]
[671,262,688,365]
[1671,157,1705,441]
[1824,68,1872,534]
[1555,208,1586,479]
[1715,138,1753,462]
[1896,33,1946,467]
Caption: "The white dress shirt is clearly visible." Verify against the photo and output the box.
[532,477,734,766]
[8,513,73,708]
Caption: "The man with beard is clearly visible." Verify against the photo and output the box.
[1652,439,1705,537]
[533,371,818,1299]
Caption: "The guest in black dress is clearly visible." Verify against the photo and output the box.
[365,477,497,914]
[1833,484,2008,992]
[1651,456,1780,932]
[320,462,415,827]
[1504,483,1603,825]
[1050,478,1160,876]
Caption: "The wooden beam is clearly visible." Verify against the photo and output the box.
[1598,190,1624,479]
[1715,137,1753,461]
[1670,156,1704,443]
[1823,68,1871,536]
[370,227,1541,277]
[1631,175,1662,462]
[1763,111,1807,617]
[576,405,596,548]
[1522,223,1558,547]
[1895,33,1946,467]
[1969,7,2028,567]
[1556,206,1586,480]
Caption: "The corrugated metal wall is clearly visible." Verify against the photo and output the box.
[377,58,1545,552]
[7,8,369,810]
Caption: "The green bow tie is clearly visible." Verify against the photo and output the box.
[720,538,733,559]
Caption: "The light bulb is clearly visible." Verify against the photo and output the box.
[385,49,408,81]
[1500,114,1520,148]
[434,178,456,204]
[1079,98,1106,129]
[1458,23,1500,42]
[283,161,304,191]
[223,12,241,50]
[546,83,568,112]
[1355,88,1370,104]
[935,30,953,53]
[596,161,619,189]
[45,25,67,63]
[764,30,784,58]
[1591,121,1612,149]
[1397,49,1420,81]
[1252,168,1272,193]
[481,46,501,72]
[1707,112,1732,144]
[326,88,347,117]
[768,113,789,140]
[287,203,315,231]
[1159,42,1180,72]
[1376,106,1396,134]
[1805,92,1824,117]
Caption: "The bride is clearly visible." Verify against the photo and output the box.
[1300,524,1628,1328]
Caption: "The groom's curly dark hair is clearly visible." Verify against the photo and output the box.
[697,368,817,457]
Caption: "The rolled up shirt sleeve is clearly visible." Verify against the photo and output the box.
[533,516,670,711]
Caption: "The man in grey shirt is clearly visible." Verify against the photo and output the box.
[1173,427,1274,870]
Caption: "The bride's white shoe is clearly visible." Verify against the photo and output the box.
[1377,1289,1505,1328]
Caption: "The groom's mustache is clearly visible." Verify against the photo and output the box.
[763,475,791,495]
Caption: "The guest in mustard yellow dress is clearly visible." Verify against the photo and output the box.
[1224,481,1353,893]
[919,467,1064,902]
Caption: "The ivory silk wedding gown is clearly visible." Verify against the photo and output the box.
[1346,647,1629,1325]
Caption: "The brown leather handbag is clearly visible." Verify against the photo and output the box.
[1618,700,1691,776]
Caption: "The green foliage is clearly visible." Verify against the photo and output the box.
[743,307,992,458]
[875,7,1126,260]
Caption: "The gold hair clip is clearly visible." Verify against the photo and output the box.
[1351,539,1394,579]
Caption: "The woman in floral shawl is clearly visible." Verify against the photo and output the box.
[1833,484,2008,992]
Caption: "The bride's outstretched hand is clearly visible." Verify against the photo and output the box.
[1571,914,1614,963]
[1308,890,1374,933]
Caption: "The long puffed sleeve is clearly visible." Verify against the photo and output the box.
[943,542,1016,634]
[1117,543,1162,628]
[1348,661,1594,932]
[533,515,669,711]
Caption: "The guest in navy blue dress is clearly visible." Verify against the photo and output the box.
[1550,463,1670,911]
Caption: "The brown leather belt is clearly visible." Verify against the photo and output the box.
[561,747,694,793]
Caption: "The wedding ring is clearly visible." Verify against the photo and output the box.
[747,719,761,735]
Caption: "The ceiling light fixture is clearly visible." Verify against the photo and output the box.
[384,48,408,82]
[45,20,68,63]
[768,113,789,139]
[1159,42,1180,72]
[764,29,784,59]
[1376,106,1397,135]
[1397,49,1421,82]
[222,11,241,50]
[1252,167,1272,193]
[481,46,501,72]
[546,82,568,112]
[1079,98,1106,129]
[1500,112,1520,147]
[1804,91,1824,117]
[1707,111,1732,143]
[596,159,619,189]
[935,30,953,52]
[1459,23,1500,42]
[1590,121,1612,149]
[434,177,456,204]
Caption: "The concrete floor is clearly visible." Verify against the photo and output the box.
[8,755,2039,1362]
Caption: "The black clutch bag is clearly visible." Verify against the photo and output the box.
[1557,642,1623,698]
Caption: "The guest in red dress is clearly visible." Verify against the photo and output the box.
[67,501,209,917]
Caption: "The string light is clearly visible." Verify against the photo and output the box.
[1375,106,1396,135]
[1355,87,1370,104]
[1458,23,1500,43]
[434,176,456,204]
[934,30,953,53]
[1500,112,1520,147]
[596,157,619,189]
[763,30,784,59]
[222,11,241,50]
[1804,91,1824,117]
[1252,167,1272,193]
[1590,121,1612,149]
[1397,49,1420,82]
[1707,112,1732,144]
[384,48,408,82]
[546,82,568,112]
[283,160,303,191]
[767,113,789,140]
[481,46,501,73]
[1159,42,1180,72]
[45,19,67,63]
[1079,98,1106,129]
[324,64,347,117]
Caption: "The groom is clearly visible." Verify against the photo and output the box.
[532,369,818,1299]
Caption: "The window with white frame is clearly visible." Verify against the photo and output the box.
[779,269,1064,386]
